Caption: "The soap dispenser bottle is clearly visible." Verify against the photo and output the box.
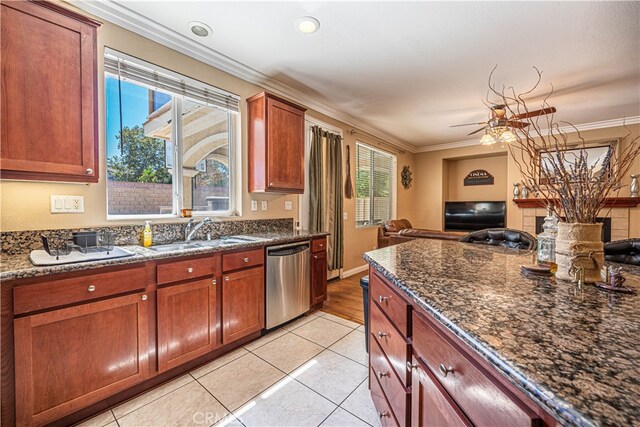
[143,221,153,247]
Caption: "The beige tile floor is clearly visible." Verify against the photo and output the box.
[78,310,379,427]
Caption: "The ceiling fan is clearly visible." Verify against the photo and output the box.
[452,105,557,136]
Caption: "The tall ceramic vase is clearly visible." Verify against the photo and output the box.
[555,223,604,282]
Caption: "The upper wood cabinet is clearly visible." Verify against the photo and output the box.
[247,92,306,193]
[1,1,100,182]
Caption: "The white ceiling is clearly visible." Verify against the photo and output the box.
[77,1,640,150]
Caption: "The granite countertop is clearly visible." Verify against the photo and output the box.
[1,230,328,281]
[363,239,640,427]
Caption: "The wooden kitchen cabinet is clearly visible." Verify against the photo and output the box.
[222,266,264,344]
[13,291,150,426]
[1,1,100,182]
[310,250,328,306]
[247,92,306,193]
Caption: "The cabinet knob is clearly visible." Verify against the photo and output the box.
[243,257,249,263]
[187,267,193,273]
[378,295,387,303]
[141,295,148,301]
[318,243,323,247]
[212,279,217,285]
[87,285,96,292]
[407,361,418,372]
[269,182,274,186]
[377,371,389,379]
[439,363,454,377]
[85,168,93,175]
[225,276,230,282]
[378,411,389,419]
[313,255,318,259]
[377,331,387,339]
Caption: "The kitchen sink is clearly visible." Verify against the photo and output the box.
[148,242,203,252]
[149,235,269,252]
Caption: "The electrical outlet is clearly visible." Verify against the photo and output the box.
[284,201,293,211]
[261,201,268,211]
[251,200,258,211]
[50,195,84,213]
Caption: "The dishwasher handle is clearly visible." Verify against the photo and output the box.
[267,244,309,257]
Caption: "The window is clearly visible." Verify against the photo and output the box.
[355,142,397,227]
[104,48,240,217]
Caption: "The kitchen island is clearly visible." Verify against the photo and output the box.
[364,239,639,427]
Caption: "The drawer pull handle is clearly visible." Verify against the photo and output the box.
[87,285,96,292]
[377,331,387,339]
[377,371,389,378]
[212,279,217,285]
[407,361,418,372]
[243,257,249,263]
[86,168,93,175]
[187,267,193,273]
[439,363,454,377]
[225,276,230,282]
[378,295,387,303]
[378,411,389,419]
[141,295,148,301]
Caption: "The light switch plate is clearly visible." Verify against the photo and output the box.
[284,201,293,211]
[51,195,84,213]
[251,200,258,211]
[343,211,348,220]
[261,201,268,211]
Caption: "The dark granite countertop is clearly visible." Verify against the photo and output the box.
[363,239,640,427]
[1,230,328,281]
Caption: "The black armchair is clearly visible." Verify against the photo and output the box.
[604,238,640,266]
[458,228,537,251]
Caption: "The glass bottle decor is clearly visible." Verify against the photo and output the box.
[537,207,559,271]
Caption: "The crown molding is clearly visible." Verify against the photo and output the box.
[415,116,640,153]
[71,0,417,153]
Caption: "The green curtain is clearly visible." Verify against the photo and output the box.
[309,126,324,233]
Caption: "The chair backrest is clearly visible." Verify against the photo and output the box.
[458,228,537,251]
[604,238,640,266]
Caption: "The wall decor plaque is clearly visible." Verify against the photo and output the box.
[464,169,494,186]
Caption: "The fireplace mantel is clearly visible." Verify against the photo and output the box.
[513,197,640,209]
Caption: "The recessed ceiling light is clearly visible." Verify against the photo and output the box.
[296,16,320,34]
[189,21,212,38]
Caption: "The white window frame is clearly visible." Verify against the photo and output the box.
[104,50,241,220]
[355,141,397,228]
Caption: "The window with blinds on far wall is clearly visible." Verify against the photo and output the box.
[355,142,397,227]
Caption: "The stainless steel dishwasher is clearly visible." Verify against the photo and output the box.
[265,241,310,329]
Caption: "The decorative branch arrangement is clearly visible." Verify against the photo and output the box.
[488,67,640,223]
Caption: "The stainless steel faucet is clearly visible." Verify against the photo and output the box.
[184,217,212,242]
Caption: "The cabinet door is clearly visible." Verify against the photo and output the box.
[411,357,471,427]
[1,2,99,182]
[266,97,304,192]
[14,292,149,426]
[222,267,264,344]
[157,278,218,372]
[311,251,328,305]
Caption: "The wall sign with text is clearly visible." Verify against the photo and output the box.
[464,169,494,186]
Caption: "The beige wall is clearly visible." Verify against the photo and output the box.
[445,154,508,201]
[0,2,417,272]
[413,124,640,236]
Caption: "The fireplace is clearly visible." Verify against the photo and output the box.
[535,217,612,242]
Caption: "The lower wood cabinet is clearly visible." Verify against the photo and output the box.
[222,266,264,344]
[311,250,327,305]
[157,278,219,372]
[411,356,471,427]
[13,291,150,426]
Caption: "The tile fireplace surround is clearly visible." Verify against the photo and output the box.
[521,207,630,241]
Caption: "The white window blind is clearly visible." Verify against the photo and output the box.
[104,48,240,113]
[355,142,397,227]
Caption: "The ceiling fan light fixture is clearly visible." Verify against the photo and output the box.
[189,21,212,38]
[500,129,516,143]
[480,132,496,146]
[296,16,320,34]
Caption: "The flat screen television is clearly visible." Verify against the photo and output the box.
[444,201,506,232]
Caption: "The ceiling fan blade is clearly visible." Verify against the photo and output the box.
[450,122,487,128]
[511,107,557,120]
[506,121,530,129]
[467,126,487,136]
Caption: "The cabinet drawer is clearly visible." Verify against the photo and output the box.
[370,366,400,427]
[14,266,147,315]
[370,271,410,336]
[370,337,410,427]
[412,311,540,427]
[311,238,326,253]
[370,300,411,387]
[223,248,264,272]
[157,255,219,285]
